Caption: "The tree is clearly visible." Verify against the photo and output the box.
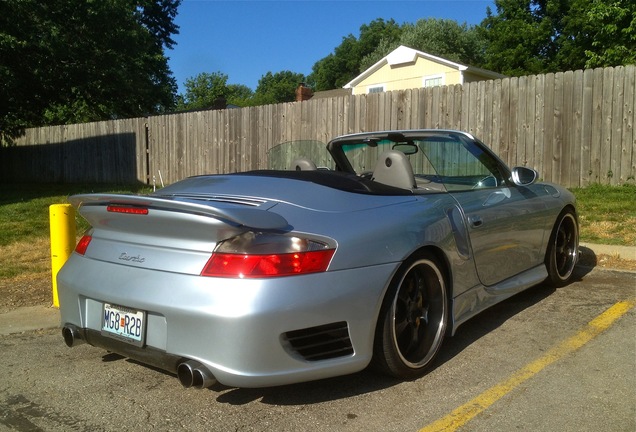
[176,72,254,111]
[308,18,402,91]
[554,0,635,70]
[252,71,306,105]
[177,70,306,109]
[478,0,559,76]
[0,0,180,141]
[580,0,636,68]
[479,0,636,76]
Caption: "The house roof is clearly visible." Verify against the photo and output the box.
[343,45,506,89]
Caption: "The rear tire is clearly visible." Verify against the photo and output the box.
[545,210,579,287]
[373,253,448,379]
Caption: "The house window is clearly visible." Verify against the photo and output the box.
[424,75,444,88]
[367,85,385,94]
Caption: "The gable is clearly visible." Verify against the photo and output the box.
[354,56,462,94]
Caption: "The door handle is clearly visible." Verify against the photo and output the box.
[469,216,483,228]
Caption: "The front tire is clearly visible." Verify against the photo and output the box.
[373,253,448,379]
[545,210,579,287]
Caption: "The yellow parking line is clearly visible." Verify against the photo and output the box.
[419,299,636,432]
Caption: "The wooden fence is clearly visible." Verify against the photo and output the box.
[2,65,635,188]
[0,118,148,183]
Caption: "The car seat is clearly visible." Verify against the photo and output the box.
[291,158,318,171]
[371,150,416,190]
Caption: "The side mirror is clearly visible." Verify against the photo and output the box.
[511,166,538,186]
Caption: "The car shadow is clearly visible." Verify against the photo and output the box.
[576,245,600,275]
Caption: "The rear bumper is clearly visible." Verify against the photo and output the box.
[57,254,397,388]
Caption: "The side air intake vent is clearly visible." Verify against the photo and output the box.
[283,321,353,361]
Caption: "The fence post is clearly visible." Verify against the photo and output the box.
[49,204,76,308]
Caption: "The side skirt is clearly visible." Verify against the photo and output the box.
[448,264,548,336]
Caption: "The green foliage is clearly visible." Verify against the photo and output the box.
[583,0,636,68]
[479,0,636,76]
[177,70,305,109]
[0,0,180,140]
[479,0,558,75]
[178,72,231,110]
[252,71,306,105]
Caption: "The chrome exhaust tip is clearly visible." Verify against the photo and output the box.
[62,324,85,347]
[177,360,217,389]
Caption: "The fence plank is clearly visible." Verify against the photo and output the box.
[541,73,554,183]
[622,65,635,182]
[562,70,574,187]
[580,69,594,186]
[611,66,625,184]
[600,67,615,184]
[489,79,502,157]
[524,75,536,169]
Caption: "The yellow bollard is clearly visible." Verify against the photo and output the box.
[49,204,76,308]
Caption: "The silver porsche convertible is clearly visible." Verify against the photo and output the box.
[58,130,579,389]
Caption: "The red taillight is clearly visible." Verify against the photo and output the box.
[107,205,149,215]
[75,235,92,255]
[201,249,335,278]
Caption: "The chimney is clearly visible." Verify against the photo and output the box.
[295,83,313,102]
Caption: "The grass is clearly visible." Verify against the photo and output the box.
[0,183,151,278]
[0,182,633,280]
[570,183,636,246]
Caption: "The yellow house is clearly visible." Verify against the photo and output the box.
[344,45,506,95]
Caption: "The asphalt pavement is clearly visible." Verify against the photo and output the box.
[1,243,634,337]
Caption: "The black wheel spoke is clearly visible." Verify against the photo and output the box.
[404,325,421,355]
[395,316,409,336]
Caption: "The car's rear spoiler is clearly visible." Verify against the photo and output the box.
[68,194,290,231]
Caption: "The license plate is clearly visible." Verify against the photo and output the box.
[101,303,146,346]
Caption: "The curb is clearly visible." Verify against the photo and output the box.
[0,305,59,336]
[580,243,636,261]
[0,244,634,336]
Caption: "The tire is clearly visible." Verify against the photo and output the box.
[545,210,579,287]
[373,253,448,379]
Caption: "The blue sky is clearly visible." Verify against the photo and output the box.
[169,0,496,93]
